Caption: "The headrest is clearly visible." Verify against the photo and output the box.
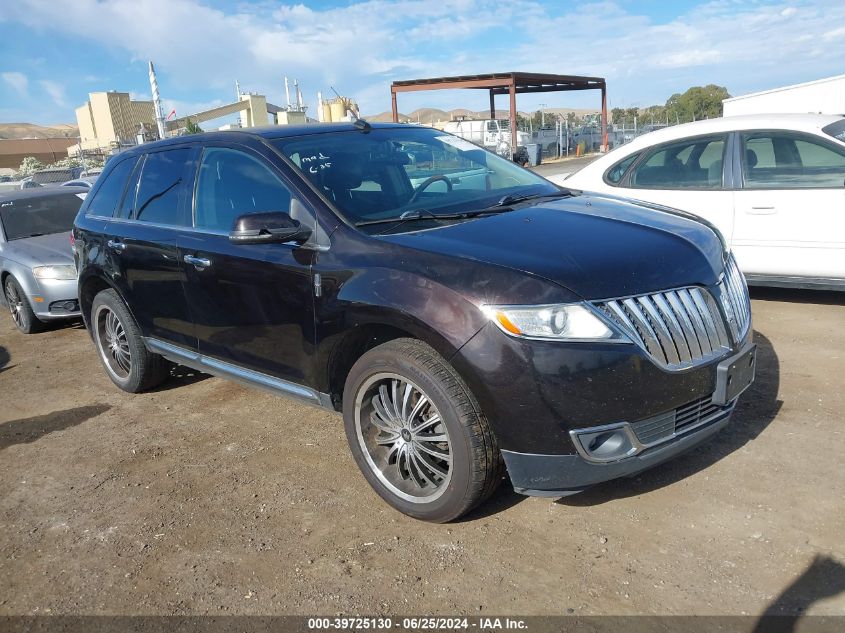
[746,149,758,169]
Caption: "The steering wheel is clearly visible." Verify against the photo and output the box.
[409,175,452,203]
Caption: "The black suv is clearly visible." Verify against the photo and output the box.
[74,123,756,522]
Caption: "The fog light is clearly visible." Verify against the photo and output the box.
[571,424,638,463]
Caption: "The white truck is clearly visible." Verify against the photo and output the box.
[442,119,532,162]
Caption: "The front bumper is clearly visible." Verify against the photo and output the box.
[30,277,80,320]
[450,320,753,495]
[503,400,735,496]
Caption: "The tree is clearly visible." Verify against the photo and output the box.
[18,157,44,177]
[184,118,203,135]
[664,85,730,123]
[611,107,625,124]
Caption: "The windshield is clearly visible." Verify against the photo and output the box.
[272,127,558,231]
[0,192,83,240]
[822,118,845,143]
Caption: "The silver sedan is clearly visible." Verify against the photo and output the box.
[0,188,85,333]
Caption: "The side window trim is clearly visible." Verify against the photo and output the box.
[739,129,845,190]
[119,154,145,219]
[625,133,729,191]
[603,151,640,187]
[84,155,139,219]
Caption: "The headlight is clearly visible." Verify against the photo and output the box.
[32,265,77,280]
[482,303,626,341]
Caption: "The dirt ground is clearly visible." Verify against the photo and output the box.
[1,288,843,617]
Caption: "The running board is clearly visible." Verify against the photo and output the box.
[144,337,334,410]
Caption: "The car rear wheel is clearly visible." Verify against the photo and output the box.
[91,288,170,393]
[343,338,503,522]
[4,276,43,334]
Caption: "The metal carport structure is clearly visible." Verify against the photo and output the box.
[390,72,608,157]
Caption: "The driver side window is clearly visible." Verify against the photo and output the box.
[194,148,293,232]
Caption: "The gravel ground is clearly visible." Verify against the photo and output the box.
[0,288,843,617]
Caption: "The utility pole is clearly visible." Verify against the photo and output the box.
[539,103,547,127]
[148,61,167,141]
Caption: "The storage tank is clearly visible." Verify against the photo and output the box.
[329,99,346,122]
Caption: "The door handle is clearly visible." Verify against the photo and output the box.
[107,239,126,252]
[747,206,776,215]
[183,254,212,269]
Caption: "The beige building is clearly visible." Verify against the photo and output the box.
[71,91,157,155]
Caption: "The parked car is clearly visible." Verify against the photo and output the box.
[562,114,845,290]
[74,123,754,522]
[1,188,84,333]
[61,176,98,190]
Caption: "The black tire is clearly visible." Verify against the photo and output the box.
[343,338,503,522]
[4,275,43,334]
[90,288,170,393]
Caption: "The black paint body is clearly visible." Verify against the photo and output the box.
[74,124,745,493]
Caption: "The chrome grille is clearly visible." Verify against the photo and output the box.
[597,287,730,369]
[719,254,752,344]
[631,395,733,447]
[595,257,752,371]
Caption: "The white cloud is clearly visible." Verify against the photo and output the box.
[39,79,67,107]
[2,0,845,115]
[2,71,29,97]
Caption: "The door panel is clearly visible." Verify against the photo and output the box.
[104,220,195,347]
[103,147,197,348]
[732,131,845,279]
[180,233,315,382]
[180,144,316,383]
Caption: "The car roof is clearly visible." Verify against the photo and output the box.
[114,122,413,157]
[0,186,88,203]
[620,113,844,152]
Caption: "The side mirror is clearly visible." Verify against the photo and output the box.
[229,211,312,245]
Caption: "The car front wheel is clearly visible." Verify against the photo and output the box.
[343,338,503,522]
[4,276,43,334]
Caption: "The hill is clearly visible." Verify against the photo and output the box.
[365,107,600,124]
[0,123,79,140]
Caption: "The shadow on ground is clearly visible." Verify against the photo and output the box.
[148,364,211,392]
[0,404,111,451]
[558,330,781,506]
[753,555,845,630]
[0,344,10,375]
[749,286,845,306]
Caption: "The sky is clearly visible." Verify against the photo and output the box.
[1,0,844,128]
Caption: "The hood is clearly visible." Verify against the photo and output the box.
[380,193,726,300]
[3,232,74,267]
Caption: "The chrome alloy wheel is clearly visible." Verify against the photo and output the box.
[5,280,24,329]
[94,305,131,380]
[354,373,452,503]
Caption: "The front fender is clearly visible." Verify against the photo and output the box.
[1,260,41,302]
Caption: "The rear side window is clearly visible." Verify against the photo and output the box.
[630,136,726,189]
[86,157,137,217]
[604,152,639,185]
[742,132,845,189]
[194,147,292,232]
[134,148,193,225]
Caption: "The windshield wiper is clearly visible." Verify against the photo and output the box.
[357,207,514,234]
[492,190,572,208]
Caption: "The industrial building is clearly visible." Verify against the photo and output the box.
[71,91,158,155]
[723,73,845,116]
